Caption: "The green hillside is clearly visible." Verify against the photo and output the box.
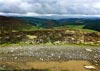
[16,17,100,32]
[0,16,45,34]
[0,16,100,33]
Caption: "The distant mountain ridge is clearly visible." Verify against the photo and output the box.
[14,16,100,31]
[0,15,100,32]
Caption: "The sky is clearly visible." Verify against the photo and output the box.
[0,0,100,16]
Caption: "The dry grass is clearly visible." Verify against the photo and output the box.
[0,60,98,71]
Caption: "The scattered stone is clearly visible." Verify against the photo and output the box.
[58,56,61,59]
[93,60,98,63]
[69,56,72,58]
[51,53,54,56]
[40,58,43,61]
[94,56,97,58]
[85,48,92,52]
[96,64,98,66]
[84,66,96,69]
[19,53,22,56]
[10,50,14,53]
[95,54,98,56]
[2,65,6,68]
[12,54,15,56]
[29,55,32,57]
[14,57,18,60]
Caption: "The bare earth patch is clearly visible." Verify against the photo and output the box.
[0,61,99,71]
[0,45,100,71]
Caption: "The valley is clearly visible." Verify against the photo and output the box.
[0,16,100,71]
[0,16,100,46]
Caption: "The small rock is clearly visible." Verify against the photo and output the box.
[58,56,61,59]
[12,54,15,56]
[85,48,92,52]
[95,54,98,56]
[40,58,43,61]
[3,65,6,68]
[14,57,18,60]
[93,60,98,63]
[51,53,54,56]
[19,53,22,56]
[94,56,97,58]
[10,50,14,53]
[96,64,98,66]
[84,66,96,69]
[29,55,32,57]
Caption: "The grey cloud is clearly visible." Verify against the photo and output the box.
[0,0,100,15]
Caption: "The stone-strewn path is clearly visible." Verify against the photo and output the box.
[0,45,100,70]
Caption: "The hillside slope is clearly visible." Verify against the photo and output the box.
[0,29,100,45]
[0,16,40,33]
[15,17,100,32]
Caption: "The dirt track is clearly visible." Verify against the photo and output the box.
[0,45,100,71]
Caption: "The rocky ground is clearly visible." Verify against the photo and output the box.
[0,45,100,71]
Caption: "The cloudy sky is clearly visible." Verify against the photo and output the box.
[0,0,100,16]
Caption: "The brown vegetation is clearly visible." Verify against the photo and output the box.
[0,29,100,45]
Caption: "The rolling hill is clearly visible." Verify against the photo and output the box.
[0,15,100,32]
[15,16,100,31]
[0,16,44,34]
[0,15,100,45]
